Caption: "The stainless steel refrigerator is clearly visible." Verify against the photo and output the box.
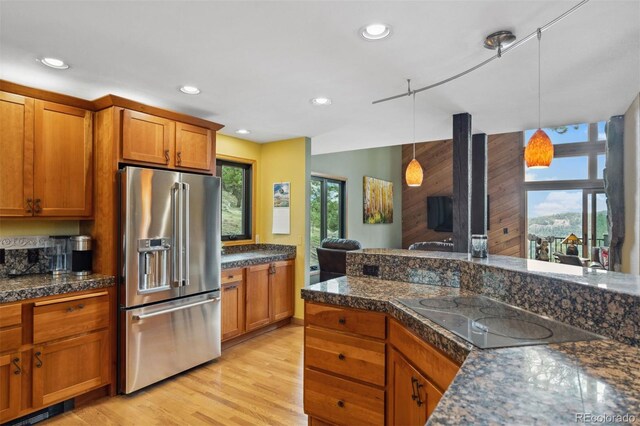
[118,166,221,394]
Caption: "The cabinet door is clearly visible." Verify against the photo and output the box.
[388,348,442,426]
[34,100,93,217]
[175,122,212,171]
[122,109,174,166]
[0,352,21,423]
[0,92,34,217]
[32,330,109,408]
[245,264,271,331]
[271,260,294,322]
[222,279,245,341]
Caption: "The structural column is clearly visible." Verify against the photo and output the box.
[471,133,488,235]
[452,113,472,252]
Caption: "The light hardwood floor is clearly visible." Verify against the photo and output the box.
[45,325,306,426]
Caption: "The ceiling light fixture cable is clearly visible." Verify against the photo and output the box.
[372,0,590,104]
[405,79,424,187]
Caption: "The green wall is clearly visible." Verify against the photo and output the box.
[311,145,403,249]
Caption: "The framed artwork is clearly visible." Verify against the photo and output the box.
[363,176,393,224]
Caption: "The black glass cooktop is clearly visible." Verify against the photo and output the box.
[398,296,604,349]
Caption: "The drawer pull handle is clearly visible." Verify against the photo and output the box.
[78,303,85,309]
[35,351,43,368]
[12,358,21,375]
[227,275,234,279]
[338,317,346,325]
[337,400,345,408]
[338,353,346,360]
[67,307,75,312]
[225,285,238,290]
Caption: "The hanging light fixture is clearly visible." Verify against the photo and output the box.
[405,83,423,187]
[524,28,554,168]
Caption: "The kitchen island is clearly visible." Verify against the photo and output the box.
[301,249,640,425]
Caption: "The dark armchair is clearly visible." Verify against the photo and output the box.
[316,238,362,282]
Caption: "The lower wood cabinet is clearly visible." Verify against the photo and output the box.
[303,302,461,426]
[0,288,113,424]
[221,259,295,343]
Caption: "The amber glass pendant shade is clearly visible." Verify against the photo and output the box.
[524,128,554,168]
[405,158,423,187]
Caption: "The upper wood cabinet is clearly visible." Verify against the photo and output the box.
[0,92,92,218]
[0,92,34,216]
[34,100,93,217]
[120,109,213,172]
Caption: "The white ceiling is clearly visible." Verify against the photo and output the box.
[1,1,638,155]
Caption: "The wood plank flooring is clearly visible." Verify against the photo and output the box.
[44,325,306,426]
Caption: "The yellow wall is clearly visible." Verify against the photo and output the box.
[0,220,79,237]
[258,137,310,319]
[217,134,310,319]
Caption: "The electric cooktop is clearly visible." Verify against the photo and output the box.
[398,295,604,349]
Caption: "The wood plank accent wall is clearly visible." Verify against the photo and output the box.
[402,131,525,257]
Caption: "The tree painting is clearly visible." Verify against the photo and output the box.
[363,176,393,224]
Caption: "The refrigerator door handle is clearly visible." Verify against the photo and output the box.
[132,297,221,320]
[183,182,190,286]
[172,182,183,287]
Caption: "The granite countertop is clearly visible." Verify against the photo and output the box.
[352,248,640,297]
[0,273,115,303]
[302,276,640,424]
[221,249,295,270]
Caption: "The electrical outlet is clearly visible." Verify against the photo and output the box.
[27,249,39,264]
[503,227,509,235]
[363,264,379,277]
[0,249,4,265]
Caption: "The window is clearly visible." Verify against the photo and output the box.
[310,175,346,270]
[216,159,252,241]
[525,122,607,261]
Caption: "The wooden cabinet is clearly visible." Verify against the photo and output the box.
[221,269,245,341]
[122,110,174,166]
[0,352,21,422]
[33,330,109,408]
[245,264,271,331]
[271,260,294,322]
[304,303,461,426]
[0,91,92,218]
[388,348,441,425]
[222,259,295,343]
[304,302,386,426]
[0,288,113,423]
[0,92,33,216]
[175,122,212,171]
[120,109,212,172]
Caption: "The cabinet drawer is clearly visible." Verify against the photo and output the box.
[305,303,386,340]
[33,292,109,344]
[0,303,21,328]
[222,268,244,284]
[305,368,384,426]
[0,327,22,353]
[305,326,385,386]
[389,319,460,392]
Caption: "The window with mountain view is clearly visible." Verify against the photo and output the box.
[216,159,252,241]
[524,122,607,261]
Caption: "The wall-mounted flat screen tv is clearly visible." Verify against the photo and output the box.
[427,196,453,232]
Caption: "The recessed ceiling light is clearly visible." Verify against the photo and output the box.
[236,129,251,135]
[179,85,201,95]
[310,97,332,106]
[38,57,69,70]
[360,23,392,40]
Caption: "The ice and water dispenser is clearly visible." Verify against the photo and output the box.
[137,238,171,292]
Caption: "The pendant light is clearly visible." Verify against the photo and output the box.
[524,28,554,168]
[405,87,423,187]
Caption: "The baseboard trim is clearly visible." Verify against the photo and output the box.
[222,318,292,350]
[291,317,304,326]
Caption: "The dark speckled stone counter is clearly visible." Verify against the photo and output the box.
[221,244,296,270]
[0,273,115,303]
[301,275,640,425]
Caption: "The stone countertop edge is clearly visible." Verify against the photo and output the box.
[0,274,115,304]
[221,251,296,270]
[301,277,640,425]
